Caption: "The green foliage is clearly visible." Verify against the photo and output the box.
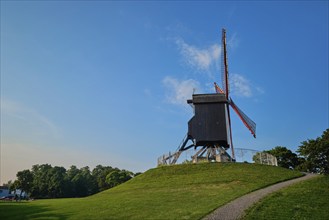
[105,169,133,188]
[297,129,329,174]
[251,129,328,173]
[9,180,19,194]
[243,175,329,220]
[92,165,119,191]
[3,180,13,191]
[48,166,69,198]
[71,166,98,197]
[0,163,302,220]
[30,164,53,198]
[253,152,269,164]
[252,151,276,165]
[14,170,33,197]
[266,146,301,169]
[11,164,136,199]
[134,172,142,177]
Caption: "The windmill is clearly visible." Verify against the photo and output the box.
[158,29,256,165]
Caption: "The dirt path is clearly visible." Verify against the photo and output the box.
[203,173,318,220]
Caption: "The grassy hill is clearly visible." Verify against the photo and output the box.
[0,163,303,220]
[242,175,329,220]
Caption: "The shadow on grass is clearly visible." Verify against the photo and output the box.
[0,201,71,220]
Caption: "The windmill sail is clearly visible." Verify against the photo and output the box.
[230,98,256,138]
[214,82,225,94]
[221,28,230,100]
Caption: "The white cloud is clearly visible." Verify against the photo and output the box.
[162,76,201,106]
[227,32,239,50]
[176,38,220,71]
[166,36,263,100]
[256,86,265,94]
[230,74,252,97]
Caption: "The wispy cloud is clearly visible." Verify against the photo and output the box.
[230,74,252,97]
[230,74,265,98]
[162,76,201,106]
[255,86,265,95]
[1,99,60,138]
[176,38,220,72]
[227,32,239,50]
[163,34,263,105]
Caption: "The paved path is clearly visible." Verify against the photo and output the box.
[203,173,318,220]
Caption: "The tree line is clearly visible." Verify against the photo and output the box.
[254,128,328,174]
[6,164,141,199]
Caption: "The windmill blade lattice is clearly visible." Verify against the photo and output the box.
[229,98,256,138]
[214,82,224,94]
[221,28,230,99]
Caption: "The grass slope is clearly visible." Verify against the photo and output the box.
[0,163,302,220]
[242,175,329,220]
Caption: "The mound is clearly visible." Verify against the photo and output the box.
[0,163,302,220]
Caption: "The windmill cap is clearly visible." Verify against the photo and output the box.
[188,93,228,104]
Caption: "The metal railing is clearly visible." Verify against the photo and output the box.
[158,147,278,167]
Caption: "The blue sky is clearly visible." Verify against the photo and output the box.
[1,1,328,184]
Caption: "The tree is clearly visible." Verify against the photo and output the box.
[80,166,97,196]
[297,129,329,174]
[134,172,142,177]
[66,165,80,197]
[105,170,133,188]
[67,165,80,180]
[11,163,137,198]
[15,169,33,197]
[92,165,116,191]
[3,180,13,190]
[10,180,19,195]
[266,146,301,169]
[30,164,53,198]
[71,166,97,197]
[48,166,68,198]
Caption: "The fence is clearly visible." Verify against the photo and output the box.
[234,148,278,166]
[158,147,278,166]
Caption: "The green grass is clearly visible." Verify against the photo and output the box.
[0,163,302,220]
[242,175,329,220]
